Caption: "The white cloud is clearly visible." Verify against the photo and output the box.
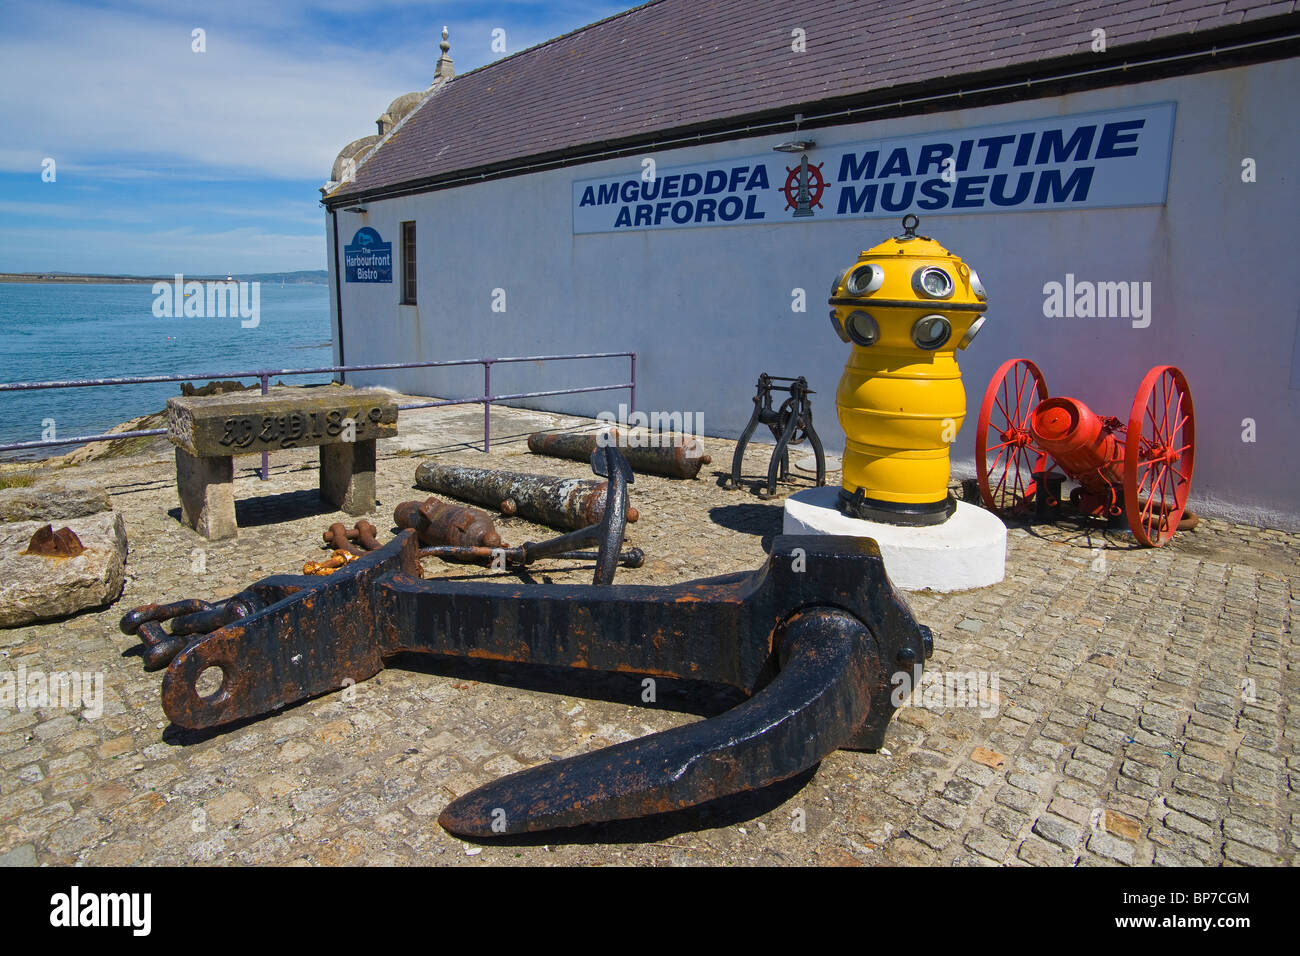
[0,223,326,275]
[0,1,630,273]
[0,198,323,229]
[2,1,629,183]
[1,4,429,181]
[0,200,155,223]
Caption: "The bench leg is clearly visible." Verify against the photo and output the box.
[176,448,237,540]
[320,440,376,515]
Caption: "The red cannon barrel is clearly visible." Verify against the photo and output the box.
[1029,397,1123,494]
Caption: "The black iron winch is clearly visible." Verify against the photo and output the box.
[724,373,827,498]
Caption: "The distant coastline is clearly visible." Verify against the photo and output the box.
[0,270,329,285]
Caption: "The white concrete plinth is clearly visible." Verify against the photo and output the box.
[795,453,841,473]
[783,486,1006,592]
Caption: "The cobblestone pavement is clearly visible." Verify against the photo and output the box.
[1,398,1295,867]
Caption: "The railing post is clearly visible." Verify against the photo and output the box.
[483,360,493,453]
[629,352,636,415]
[259,372,270,480]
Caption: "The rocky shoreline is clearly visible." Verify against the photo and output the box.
[0,412,171,476]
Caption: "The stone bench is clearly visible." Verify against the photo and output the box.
[166,387,398,540]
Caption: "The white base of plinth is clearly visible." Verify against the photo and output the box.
[782,486,1006,592]
[795,453,841,473]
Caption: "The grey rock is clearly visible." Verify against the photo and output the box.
[0,512,128,627]
[0,844,37,867]
[0,479,111,523]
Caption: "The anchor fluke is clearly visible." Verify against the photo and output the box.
[438,608,878,837]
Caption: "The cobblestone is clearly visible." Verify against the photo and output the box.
[1032,814,1084,850]
[1223,840,1277,866]
[1165,792,1222,826]
[984,804,1030,840]
[920,797,968,830]
[1018,834,1073,867]
[1223,817,1278,852]
[0,399,1294,866]
[963,828,1011,862]
[1063,759,1109,787]
[1120,759,1162,787]
[1086,830,1137,865]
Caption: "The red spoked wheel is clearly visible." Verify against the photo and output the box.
[1124,366,1194,547]
[976,358,1052,518]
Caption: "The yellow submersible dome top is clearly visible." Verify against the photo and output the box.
[827,215,989,526]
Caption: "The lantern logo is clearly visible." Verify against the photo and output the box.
[783,155,826,218]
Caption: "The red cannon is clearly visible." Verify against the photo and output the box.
[974,358,1195,547]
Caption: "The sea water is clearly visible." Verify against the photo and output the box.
[0,282,333,457]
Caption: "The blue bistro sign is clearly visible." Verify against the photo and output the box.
[344,227,392,282]
[572,102,1176,234]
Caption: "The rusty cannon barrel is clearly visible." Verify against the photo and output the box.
[527,428,712,479]
[413,462,639,531]
[394,496,504,549]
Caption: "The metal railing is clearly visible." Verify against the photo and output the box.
[0,351,637,478]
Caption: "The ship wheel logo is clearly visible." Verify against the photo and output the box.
[783,155,826,218]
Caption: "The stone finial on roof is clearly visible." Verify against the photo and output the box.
[435,26,454,81]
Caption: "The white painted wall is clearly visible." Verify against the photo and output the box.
[329,57,1300,529]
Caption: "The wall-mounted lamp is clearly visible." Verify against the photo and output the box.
[345,205,369,214]
[772,140,815,153]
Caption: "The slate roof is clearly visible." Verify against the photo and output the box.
[327,0,1300,203]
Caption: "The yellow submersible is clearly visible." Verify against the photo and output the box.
[827,215,989,525]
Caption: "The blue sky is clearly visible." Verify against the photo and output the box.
[0,0,629,275]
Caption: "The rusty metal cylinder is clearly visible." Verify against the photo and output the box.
[394,496,504,548]
[527,428,712,479]
[1029,397,1123,493]
[413,462,638,531]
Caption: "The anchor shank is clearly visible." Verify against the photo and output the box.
[377,570,773,691]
